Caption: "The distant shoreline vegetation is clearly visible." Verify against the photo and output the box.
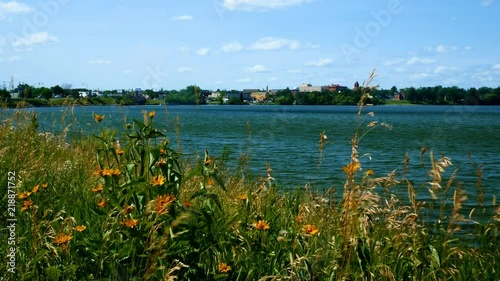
[1,84,500,108]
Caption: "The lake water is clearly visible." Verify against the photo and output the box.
[5,104,500,223]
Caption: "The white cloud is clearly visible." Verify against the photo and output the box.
[0,55,21,62]
[221,42,243,53]
[196,48,210,56]
[410,73,429,80]
[177,67,193,73]
[305,58,333,67]
[236,77,251,83]
[382,59,404,66]
[88,59,111,64]
[436,44,458,53]
[407,57,436,65]
[481,0,493,6]
[172,15,193,20]
[248,64,268,72]
[434,65,458,74]
[178,46,189,52]
[464,46,474,51]
[0,1,33,14]
[222,0,311,11]
[12,32,58,47]
[248,37,301,51]
[493,64,500,70]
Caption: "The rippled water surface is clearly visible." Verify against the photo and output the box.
[10,104,500,221]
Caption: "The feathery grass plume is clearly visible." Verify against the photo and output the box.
[448,183,468,234]
[476,164,485,210]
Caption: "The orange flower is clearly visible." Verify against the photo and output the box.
[302,224,319,235]
[18,191,31,199]
[121,218,139,228]
[32,185,40,193]
[295,215,304,224]
[97,198,107,208]
[53,233,73,245]
[111,169,121,177]
[253,220,270,231]
[151,175,166,186]
[94,167,103,176]
[92,183,104,193]
[207,179,216,186]
[154,194,176,215]
[101,169,113,177]
[116,149,125,156]
[155,159,166,167]
[165,139,170,145]
[204,157,212,166]
[342,161,360,175]
[149,110,156,118]
[21,200,33,212]
[160,149,166,156]
[182,201,193,208]
[218,263,231,273]
[238,194,248,201]
[41,183,48,189]
[122,203,135,215]
[366,169,375,176]
[94,114,105,122]
[75,225,86,232]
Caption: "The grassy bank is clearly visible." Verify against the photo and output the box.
[1,97,160,108]
[1,74,498,280]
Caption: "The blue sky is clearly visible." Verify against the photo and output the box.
[1,0,499,91]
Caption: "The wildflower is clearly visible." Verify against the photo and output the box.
[160,149,166,156]
[366,169,375,176]
[111,169,121,177]
[155,159,166,167]
[94,114,105,122]
[21,200,33,211]
[204,157,212,166]
[116,149,125,156]
[93,167,103,176]
[302,224,319,235]
[101,169,113,177]
[97,198,107,208]
[32,185,40,193]
[295,215,304,224]
[218,263,231,273]
[92,183,104,193]
[53,233,73,245]
[165,139,170,145]
[75,225,86,232]
[154,194,176,215]
[121,218,139,228]
[122,203,135,215]
[149,110,156,118]
[41,183,48,189]
[342,161,360,175]
[207,179,216,186]
[18,191,31,199]
[151,175,166,186]
[238,194,248,201]
[182,201,193,208]
[253,220,270,231]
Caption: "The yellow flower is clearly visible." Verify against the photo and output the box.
[207,179,216,186]
[97,198,107,208]
[101,169,113,177]
[21,200,33,212]
[111,169,121,177]
[75,225,86,232]
[238,194,248,201]
[165,139,170,145]
[342,161,360,175]
[295,215,304,224]
[53,233,73,245]
[366,169,375,176]
[41,183,48,189]
[122,203,135,215]
[121,218,139,228]
[151,175,166,186]
[204,157,212,167]
[253,220,270,231]
[154,194,176,215]
[149,110,156,118]
[116,149,125,156]
[94,114,105,122]
[160,149,166,156]
[18,191,31,199]
[218,263,231,273]
[32,185,40,193]
[92,183,104,193]
[302,224,319,235]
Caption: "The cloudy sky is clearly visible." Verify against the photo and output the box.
[0,0,499,90]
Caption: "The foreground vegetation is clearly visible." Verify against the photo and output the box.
[1,72,499,280]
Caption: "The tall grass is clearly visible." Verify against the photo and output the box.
[1,72,499,280]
